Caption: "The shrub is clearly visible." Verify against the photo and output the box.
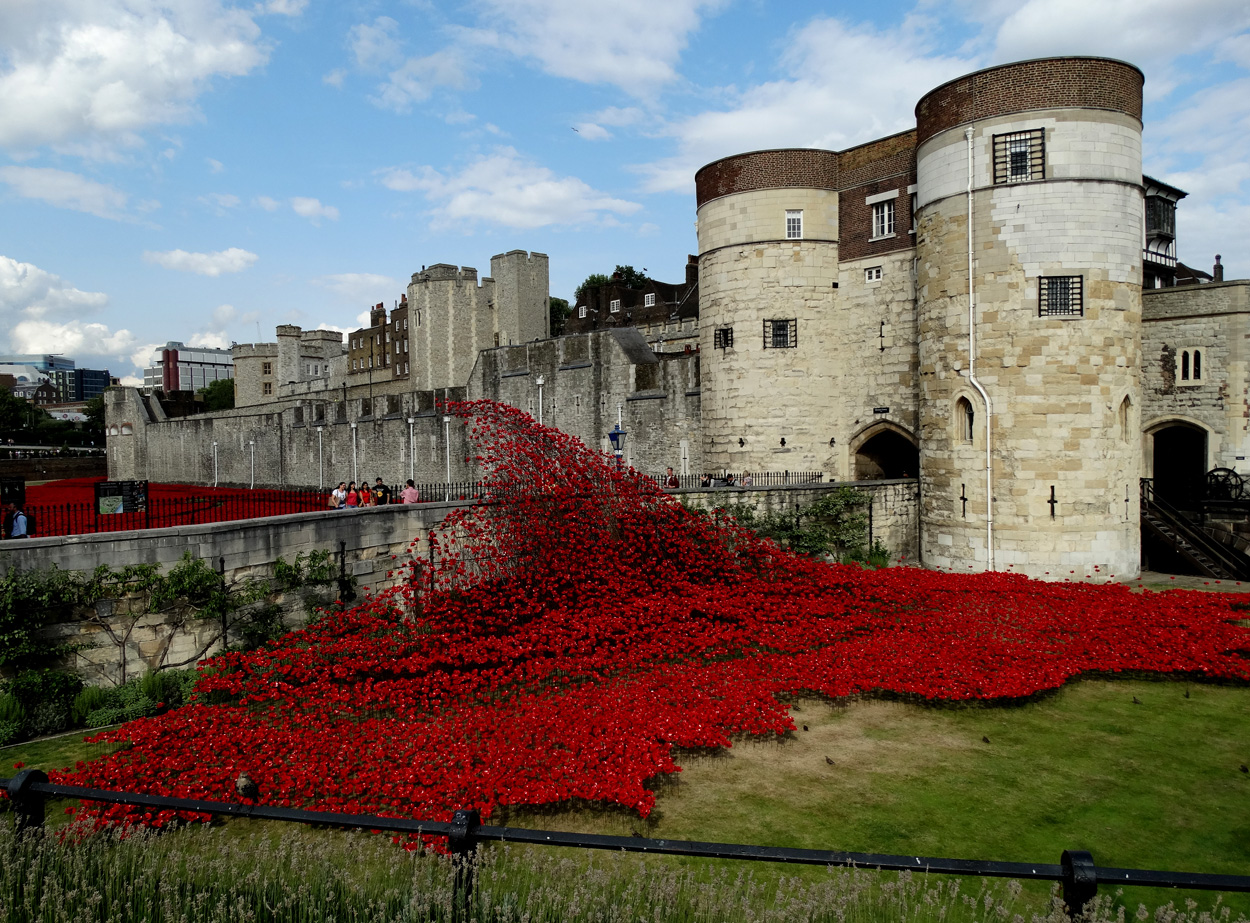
[0,692,24,746]
[70,686,110,725]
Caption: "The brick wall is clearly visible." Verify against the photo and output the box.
[916,57,1143,145]
[695,149,840,207]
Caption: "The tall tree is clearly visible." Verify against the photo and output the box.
[549,297,572,336]
[199,378,235,412]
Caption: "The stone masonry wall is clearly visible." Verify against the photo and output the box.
[1142,281,1250,470]
[0,501,463,686]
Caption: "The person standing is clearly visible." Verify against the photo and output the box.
[6,503,27,539]
[663,467,680,489]
[345,482,360,508]
[330,482,347,509]
[374,478,392,505]
[400,479,421,504]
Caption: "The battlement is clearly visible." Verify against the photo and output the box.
[232,343,278,359]
[413,264,481,286]
[301,329,345,346]
[276,324,302,338]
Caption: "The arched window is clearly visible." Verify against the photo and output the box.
[1119,396,1131,443]
[1194,350,1202,380]
[955,397,974,443]
[1181,351,1190,381]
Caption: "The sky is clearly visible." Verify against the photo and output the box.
[1,0,1248,385]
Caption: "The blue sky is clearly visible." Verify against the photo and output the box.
[1,0,1248,384]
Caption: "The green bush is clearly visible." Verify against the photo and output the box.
[0,693,24,746]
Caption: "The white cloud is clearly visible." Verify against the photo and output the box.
[142,247,259,276]
[350,16,404,69]
[254,195,281,211]
[633,17,972,193]
[207,158,225,173]
[573,123,612,141]
[323,68,346,88]
[378,147,641,229]
[374,49,475,111]
[188,331,231,349]
[291,196,339,223]
[9,318,140,361]
[0,255,108,320]
[314,273,404,303]
[0,0,269,154]
[0,166,132,219]
[199,192,240,214]
[470,0,725,97]
[259,0,308,15]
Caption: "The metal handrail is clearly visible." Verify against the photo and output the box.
[5,770,1249,921]
[1140,480,1249,579]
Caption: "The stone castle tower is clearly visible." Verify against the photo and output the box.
[408,250,549,392]
[914,58,1143,577]
[696,57,1145,578]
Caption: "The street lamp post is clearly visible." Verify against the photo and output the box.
[407,417,415,483]
[212,441,218,487]
[350,422,358,485]
[535,375,545,426]
[249,440,255,489]
[608,405,628,471]
[317,427,324,491]
[443,415,451,501]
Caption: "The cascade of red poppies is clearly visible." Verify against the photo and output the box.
[51,400,1250,837]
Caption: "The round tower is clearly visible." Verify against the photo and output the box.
[695,149,842,476]
[913,57,1144,579]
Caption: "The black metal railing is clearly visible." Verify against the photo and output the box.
[27,488,329,538]
[5,770,1248,922]
[1140,479,1250,580]
[660,471,826,491]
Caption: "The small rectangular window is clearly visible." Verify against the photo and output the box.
[578,304,588,318]
[865,266,882,282]
[713,327,734,349]
[785,209,803,240]
[644,293,656,307]
[262,382,272,395]
[262,361,272,375]
[762,319,797,349]
[610,299,621,313]
[871,201,895,239]
[994,129,1045,184]
[1038,276,1083,317]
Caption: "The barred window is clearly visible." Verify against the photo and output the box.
[1038,276,1083,317]
[785,209,803,239]
[763,319,797,349]
[713,327,734,349]
[871,201,895,239]
[993,129,1045,184]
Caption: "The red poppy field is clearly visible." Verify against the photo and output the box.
[54,401,1250,839]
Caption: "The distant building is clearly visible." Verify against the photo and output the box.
[0,355,75,372]
[567,258,699,336]
[49,368,111,402]
[143,342,234,392]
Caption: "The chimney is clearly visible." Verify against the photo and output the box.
[1214,254,1224,282]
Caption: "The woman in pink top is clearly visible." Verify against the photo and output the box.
[400,479,421,504]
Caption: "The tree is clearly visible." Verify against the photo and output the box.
[83,395,105,441]
[574,273,611,299]
[199,378,235,412]
[549,297,572,336]
[612,265,647,289]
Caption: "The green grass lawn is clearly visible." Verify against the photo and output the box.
[4,677,1248,918]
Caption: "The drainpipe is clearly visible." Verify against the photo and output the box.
[964,126,994,571]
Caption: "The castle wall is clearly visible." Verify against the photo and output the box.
[1142,280,1250,470]
[232,343,277,408]
[466,328,703,476]
[915,58,1143,580]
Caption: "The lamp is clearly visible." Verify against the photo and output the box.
[607,424,627,471]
